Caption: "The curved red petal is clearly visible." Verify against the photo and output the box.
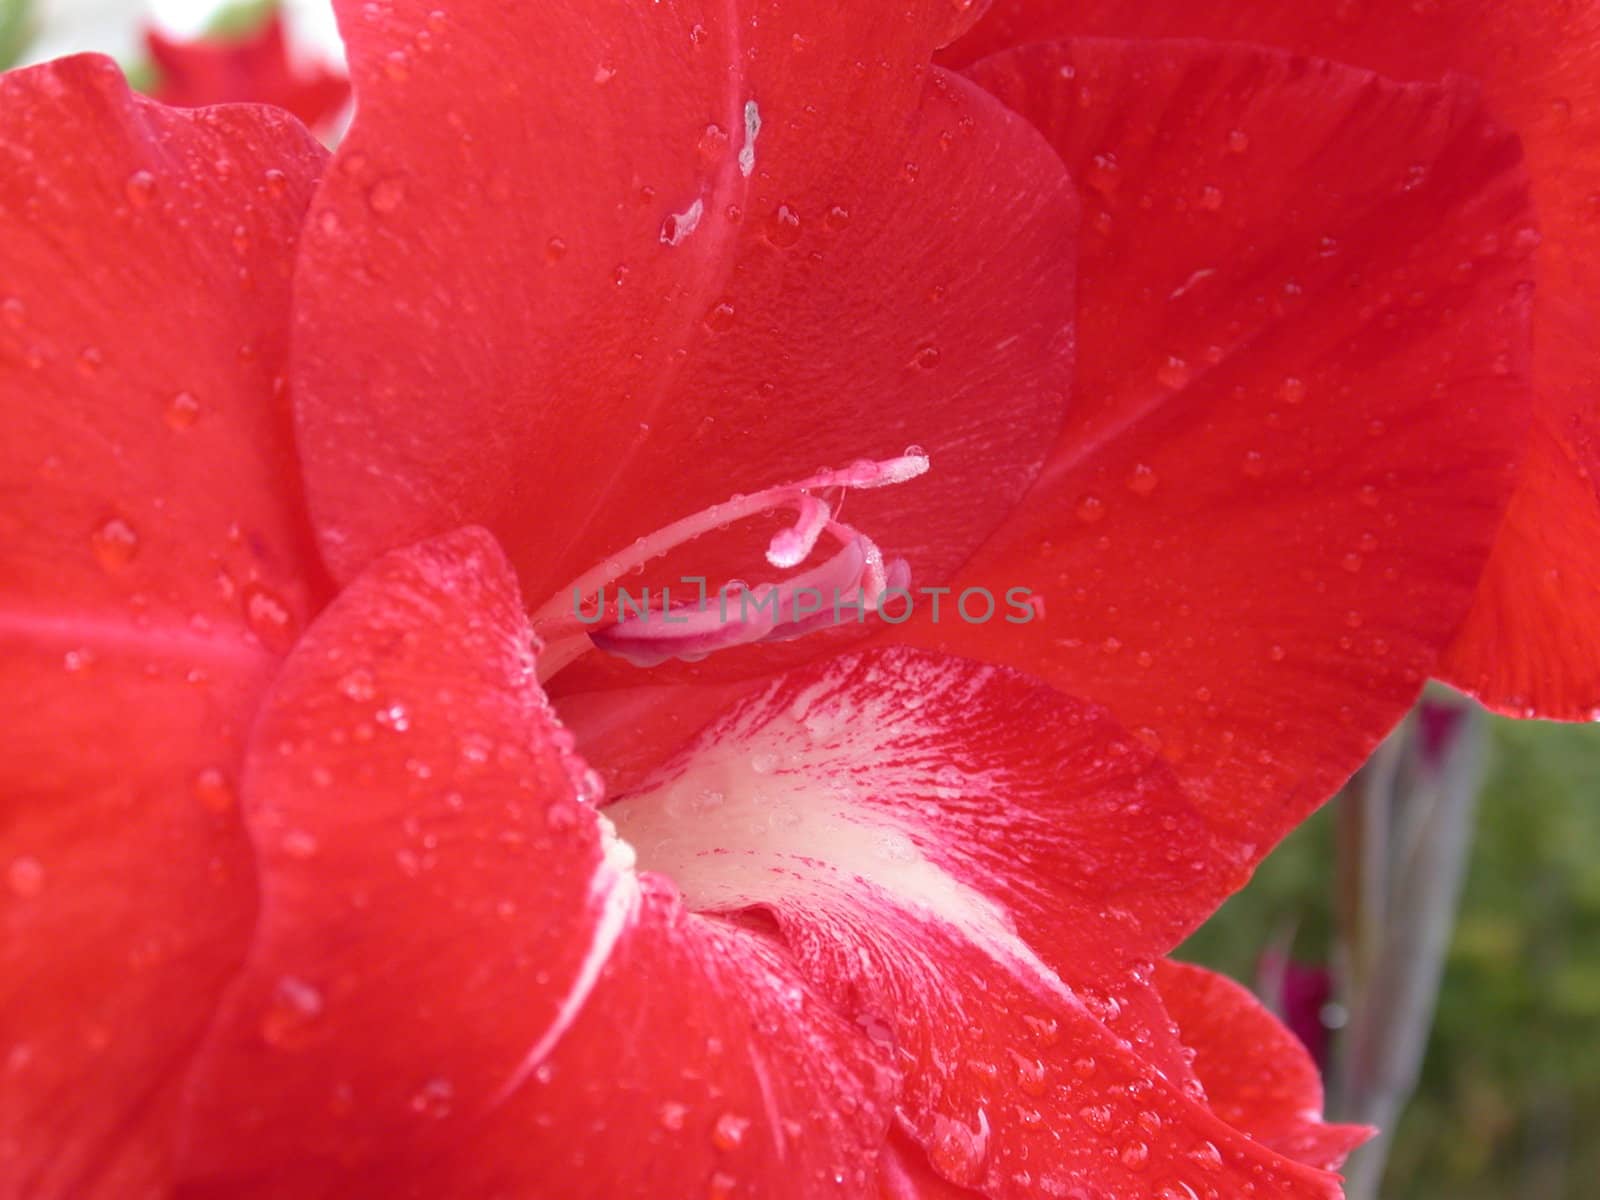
[610,649,1341,1198]
[0,56,327,1198]
[891,39,1533,851]
[1158,961,1372,1173]
[947,2,1600,718]
[178,529,895,1198]
[146,15,351,133]
[1441,427,1600,716]
[292,0,1077,621]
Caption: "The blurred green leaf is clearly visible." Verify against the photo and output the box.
[1182,715,1600,1200]
[0,0,34,71]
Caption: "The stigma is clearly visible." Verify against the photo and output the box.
[531,451,929,678]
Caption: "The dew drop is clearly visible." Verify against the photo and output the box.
[124,170,156,208]
[91,517,139,571]
[911,344,940,370]
[1077,1103,1113,1133]
[7,856,45,898]
[193,767,235,813]
[1241,450,1265,478]
[409,1077,455,1118]
[697,123,728,160]
[164,391,200,430]
[824,204,851,232]
[1126,463,1158,495]
[1278,376,1306,404]
[927,1109,990,1183]
[260,975,323,1048]
[1155,356,1190,389]
[367,178,405,214]
[376,702,411,732]
[764,204,801,248]
[1198,185,1223,212]
[704,300,737,332]
[263,168,289,196]
[712,1111,751,1151]
[1085,152,1121,194]
[1121,1140,1151,1170]
[545,236,568,263]
[337,668,376,702]
[1013,1054,1048,1097]
[1189,1140,1224,1171]
[1074,494,1106,524]
[243,584,296,652]
[1226,129,1250,153]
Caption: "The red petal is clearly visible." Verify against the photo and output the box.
[0,57,326,1198]
[947,2,1600,718]
[178,530,895,1198]
[891,39,1533,850]
[608,649,1341,1198]
[292,0,1077,617]
[1441,428,1600,716]
[146,15,351,134]
[1158,962,1371,1173]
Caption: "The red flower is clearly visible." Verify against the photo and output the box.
[145,10,350,135]
[0,0,1570,1196]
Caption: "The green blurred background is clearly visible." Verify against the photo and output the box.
[1183,718,1600,1199]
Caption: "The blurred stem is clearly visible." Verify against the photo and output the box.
[1332,693,1488,1200]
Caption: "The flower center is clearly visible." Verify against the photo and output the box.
[531,451,929,680]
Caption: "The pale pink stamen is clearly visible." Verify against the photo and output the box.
[532,451,929,677]
[766,494,832,569]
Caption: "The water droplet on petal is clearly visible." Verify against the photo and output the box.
[409,1076,455,1118]
[712,1111,751,1151]
[1156,356,1190,389]
[368,178,405,214]
[1126,463,1158,495]
[91,517,139,571]
[193,767,235,813]
[164,391,200,430]
[124,170,156,208]
[704,299,736,332]
[260,975,323,1048]
[243,584,296,652]
[764,204,801,248]
[7,856,45,898]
